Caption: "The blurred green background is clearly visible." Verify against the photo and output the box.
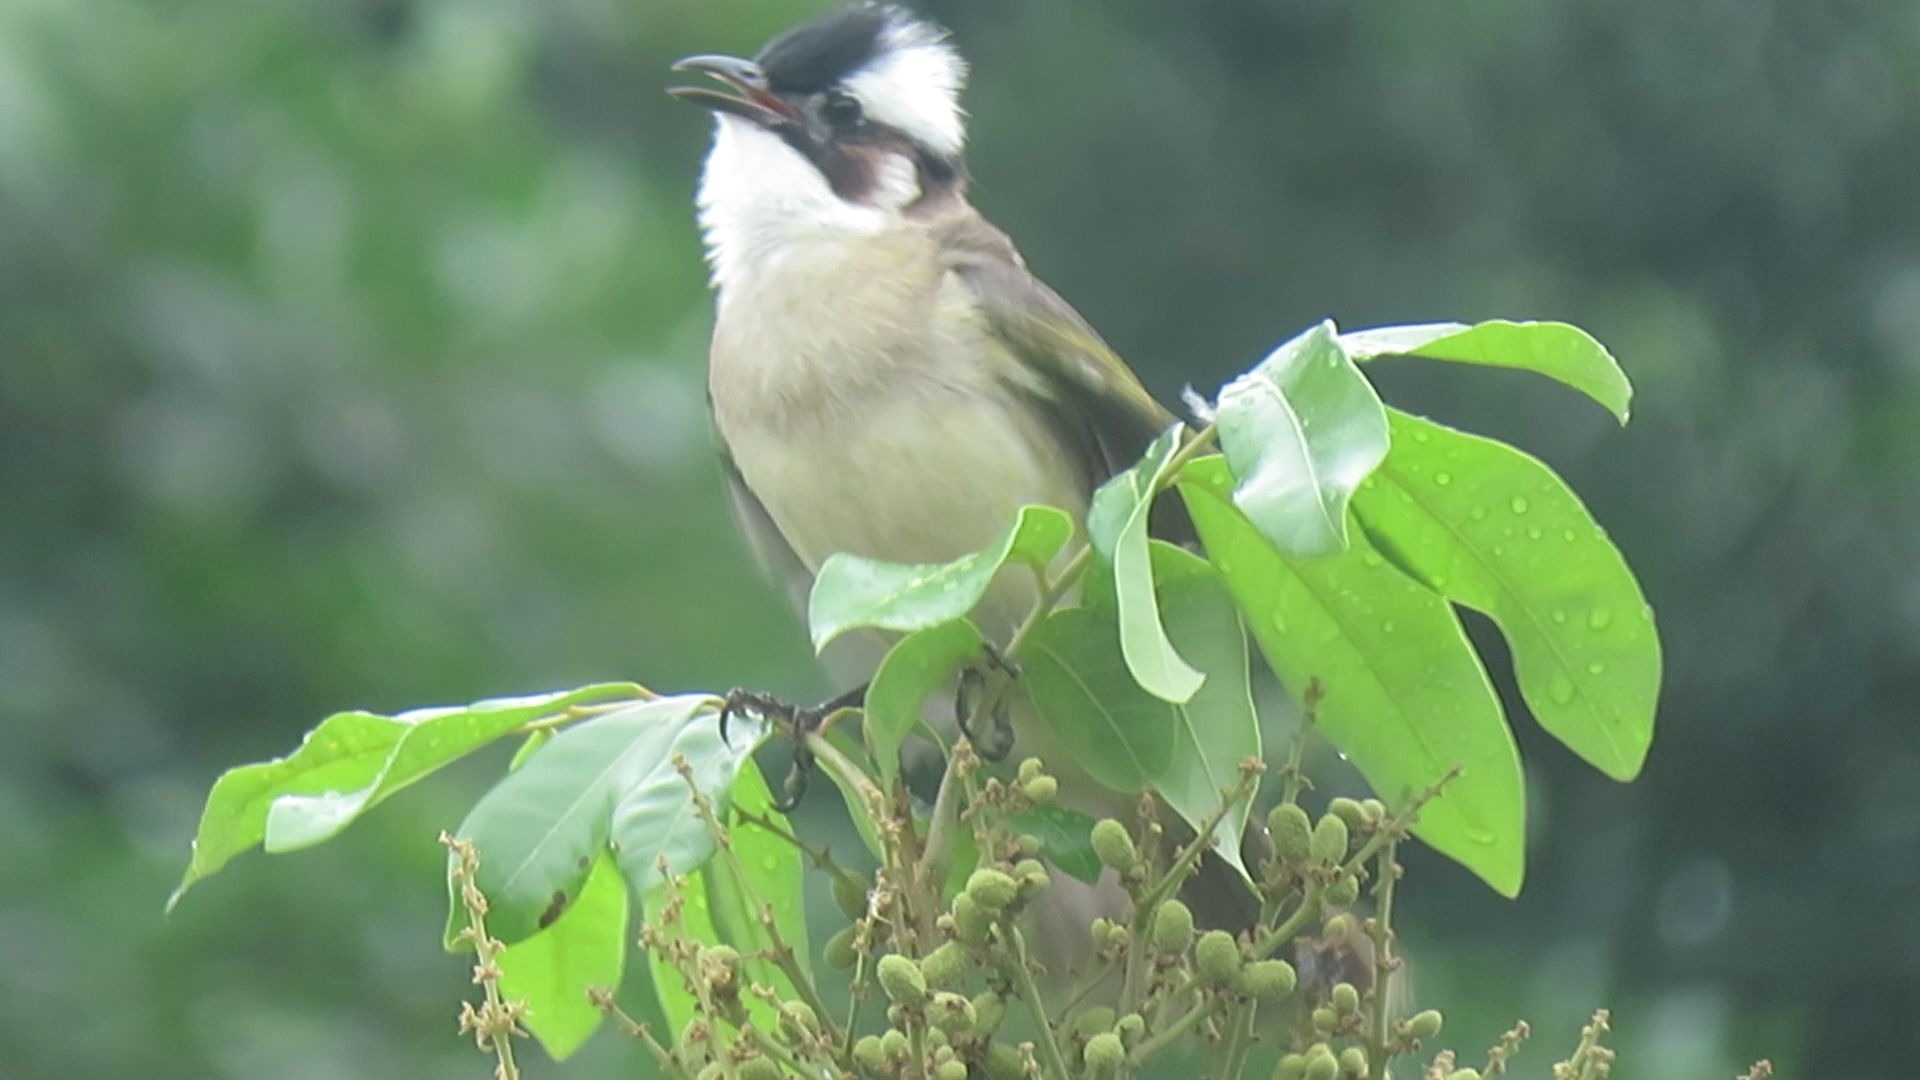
[4,0,1917,1077]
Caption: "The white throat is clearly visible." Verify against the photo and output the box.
[696,117,927,295]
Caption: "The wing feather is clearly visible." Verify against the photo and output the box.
[939,216,1192,538]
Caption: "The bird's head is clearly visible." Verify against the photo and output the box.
[671,5,970,283]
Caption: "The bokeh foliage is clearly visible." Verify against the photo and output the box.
[4,1,1917,1078]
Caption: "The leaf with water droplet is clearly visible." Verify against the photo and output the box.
[1341,319,1634,424]
[1352,410,1659,781]
[1180,457,1525,896]
[445,695,748,946]
[1089,425,1206,703]
[1214,320,1391,557]
[706,758,812,999]
[178,682,651,914]
[808,504,1075,650]
[496,848,628,1060]
[865,619,985,789]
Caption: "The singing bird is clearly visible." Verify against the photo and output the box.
[670,5,1249,956]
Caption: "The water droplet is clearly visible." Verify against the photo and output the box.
[1551,608,1567,624]
[1526,526,1542,540]
[1434,471,1453,486]
[1269,612,1288,635]
[1491,545,1506,557]
[1509,495,1530,514]
[1412,429,1431,443]
[1361,552,1383,568]
[1361,476,1377,490]
[762,856,780,872]
[1547,674,1576,705]
[1381,620,1396,634]
[1468,506,1488,522]
[1586,660,1607,675]
[1561,529,1577,542]
[1587,607,1614,631]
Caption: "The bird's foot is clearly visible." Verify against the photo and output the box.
[718,685,865,812]
[954,644,1019,762]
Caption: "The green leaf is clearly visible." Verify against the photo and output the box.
[819,728,887,862]
[1148,543,1262,880]
[496,849,628,1061]
[1353,410,1660,780]
[808,504,1075,651]
[708,759,811,999]
[1086,424,1205,703]
[607,710,763,899]
[865,619,985,788]
[943,822,980,902]
[1341,320,1633,423]
[1180,458,1526,895]
[447,695,750,944]
[1008,804,1103,885]
[171,682,646,911]
[1019,607,1176,792]
[1215,319,1391,558]
[637,772,800,1039]
[640,872,715,1037]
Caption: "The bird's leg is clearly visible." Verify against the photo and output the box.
[718,684,868,812]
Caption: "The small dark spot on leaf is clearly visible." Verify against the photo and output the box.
[577,855,591,871]
[539,889,568,929]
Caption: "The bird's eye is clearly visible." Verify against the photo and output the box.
[821,90,864,131]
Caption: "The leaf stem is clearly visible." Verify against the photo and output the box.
[1128,997,1212,1065]
[589,988,690,1080]
[914,738,974,899]
[677,759,844,1047]
[1163,422,1220,478]
[1363,841,1399,1079]
[440,833,526,1080]
[735,806,866,899]
[1001,926,1074,1080]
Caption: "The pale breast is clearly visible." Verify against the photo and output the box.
[708,230,1086,641]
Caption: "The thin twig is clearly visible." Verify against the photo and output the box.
[676,757,844,1047]
[440,833,526,1080]
[1001,926,1074,1080]
[1128,997,1212,1066]
[588,987,689,1080]
[1364,840,1400,1077]
[914,737,975,898]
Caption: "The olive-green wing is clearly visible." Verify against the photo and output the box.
[942,217,1192,537]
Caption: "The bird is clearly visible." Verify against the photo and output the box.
[670,4,1250,967]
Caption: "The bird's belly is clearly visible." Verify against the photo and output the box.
[725,392,1086,641]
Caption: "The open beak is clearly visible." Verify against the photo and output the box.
[669,55,801,129]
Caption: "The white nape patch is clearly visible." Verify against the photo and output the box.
[695,115,889,293]
[843,19,968,157]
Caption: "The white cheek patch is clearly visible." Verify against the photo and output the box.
[843,34,968,157]
[696,117,887,290]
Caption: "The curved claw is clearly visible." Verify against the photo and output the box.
[772,744,813,812]
[979,695,1015,762]
[718,686,859,811]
